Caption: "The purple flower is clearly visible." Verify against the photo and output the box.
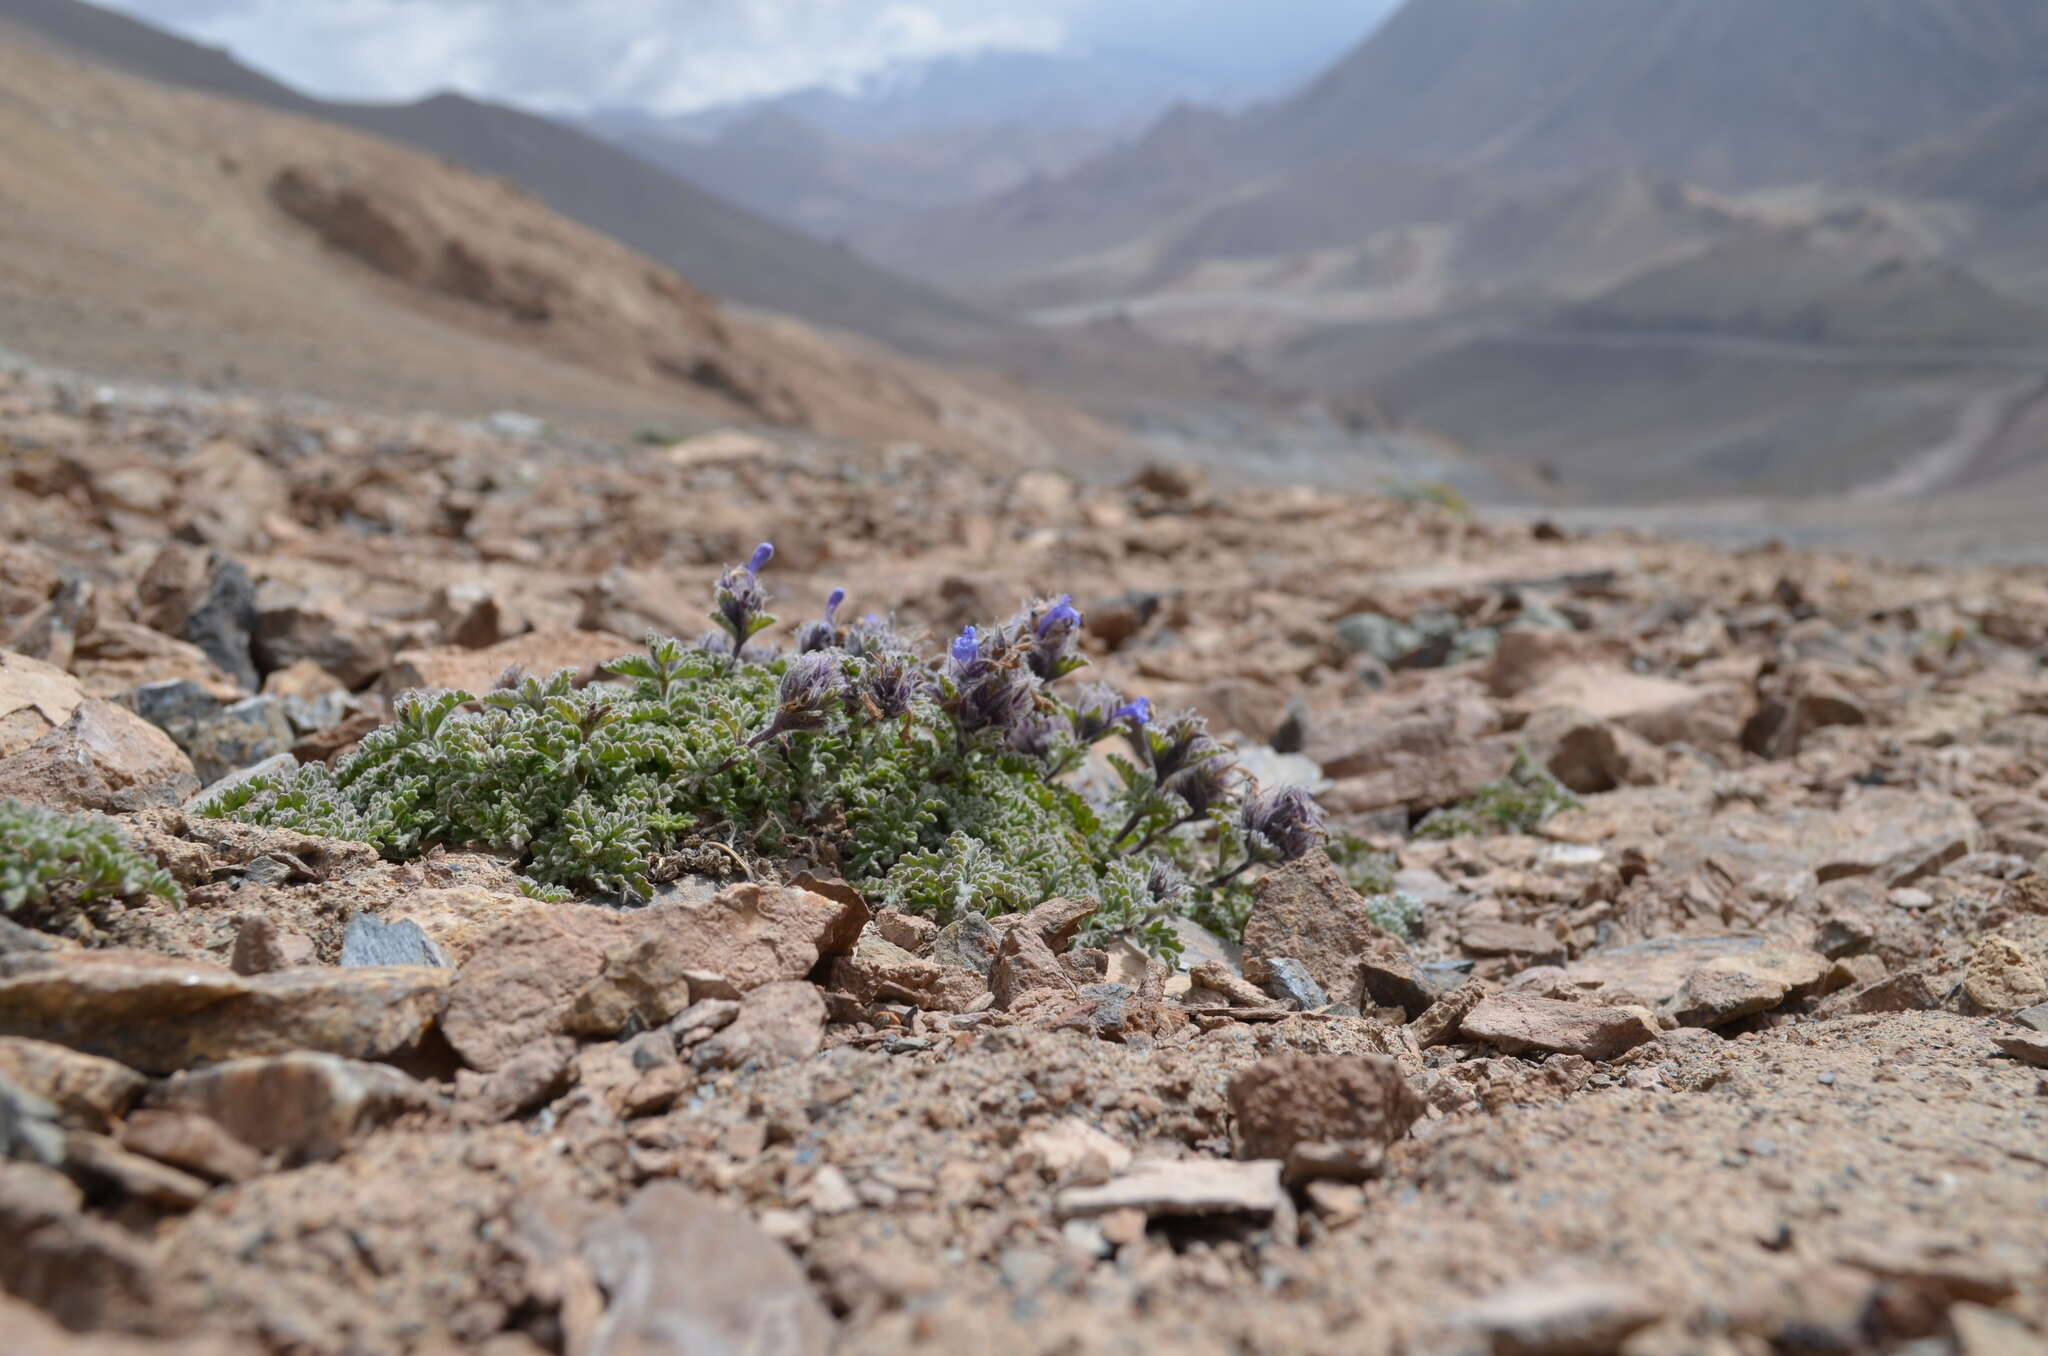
[1023,593,1086,683]
[712,541,778,661]
[1135,710,1220,787]
[1146,860,1189,907]
[1239,785,1325,863]
[1067,682,1129,744]
[1006,710,1065,760]
[852,650,930,722]
[796,587,848,654]
[1115,696,1151,728]
[950,626,981,674]
[1167,755,1238,819]
[748,651,844,746]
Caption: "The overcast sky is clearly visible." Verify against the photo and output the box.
[98,0,1400,114]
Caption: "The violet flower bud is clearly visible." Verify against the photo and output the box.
[1024,593,1087,683]
[712,540,778,661]
[1239,784,1325,864]
[854,650,929,722]
[796,587,847,654]
[748,651,844,746]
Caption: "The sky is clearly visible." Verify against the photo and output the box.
[98,0,1402,115]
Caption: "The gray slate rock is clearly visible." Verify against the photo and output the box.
[1260,957,1330,1011]
[341,915,449,969]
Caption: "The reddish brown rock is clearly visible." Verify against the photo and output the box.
[577,1032,688,1116]
[440,907,621,1073]
[1242,852,1399,1007]
[1668,948,1829,1028]
[1227,1053,1423,1185]
[1459,993,1659,1060]
[0,650,85,758]
[0,1037,145,1132]
[117,1108,267,1183]
[0,952,449,1074]
[691,981,826,1071]
[829,934,987,1013]
[990,919,1074,1012]
[0,697,198,811]
[153,1052,434,1163]
[381,628,631,696]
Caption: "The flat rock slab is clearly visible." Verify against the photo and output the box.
[1564,934,1782,1009]
[154,1051,433,1163]
[1994,1033,2048,1068]
[582,1180,834,1356]
[1454,1273,1663,1356]
[1460,992,1659,1061]
[1668,948,1829,1028]
[1056,1158,1288,1222]
[0,952,449,1074]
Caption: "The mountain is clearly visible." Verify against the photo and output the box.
[0,0,1040,367]
[870,0,2048,287]
[583,105,1114,243]
[0,35,1125,466]
[1242,0,2048,188]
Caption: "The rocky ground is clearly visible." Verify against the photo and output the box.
[3,362,2047,1355]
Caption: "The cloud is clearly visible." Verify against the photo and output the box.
[103,0,1084,112]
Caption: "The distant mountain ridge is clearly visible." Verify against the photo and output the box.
[0,0,1035,367]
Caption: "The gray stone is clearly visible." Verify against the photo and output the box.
[1336,612,1423,665]
[2014,1004,2048,1034]
[1260,957,1330,1011]
[164,552,259,692]
[1056,1158,1290,1223]
[131,680,296,783]
[341,914,450,968]
[932,911,1000,977]
[1455,1273,1662,1355]
[0,1073,65,1166]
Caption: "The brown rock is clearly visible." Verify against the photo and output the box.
[1242,851,1398,1007]
[454,1035,577,1123]
[0,1161,160,1331]
[578,1032,688,1116]
[989,918,1075,1011]
[117,1108,267,1183]
[1962,936,2048,1016]
[382,628,631,696]
[0,650,86,758]
[582,1181,834,1356]
[441,907,620,1073]
[1838,968,1947,1014]
[0,544,60,627]
[61,1129,212,1209]
[828,934,987,1013]
[0,1037,145,1131]
[1227,1053,1423,1185]
[153,1051,433,1163]
[1007,895,1097,953]
[0,697,199,811]
[0,952,449,1074]
[1813,788,1980,886]
[69,622,237,700]
[1668,948,1829,1028]
[1358,937,1440,1019]
[692,981,826,1071]
[1518,705,1664,795]
[228,914,317,974]
[1460,993,1659,1061]
[1409,982,1493,1049]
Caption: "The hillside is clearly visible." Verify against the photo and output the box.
[0,0,1037,366]
[0,38,1123,465]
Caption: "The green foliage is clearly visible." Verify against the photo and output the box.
[197,626,1297,960]
[0,799,179,932]
[1362,890,1425,938]
[1416,750,1580,839]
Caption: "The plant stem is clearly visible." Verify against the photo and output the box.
[1205,856,1256,889]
